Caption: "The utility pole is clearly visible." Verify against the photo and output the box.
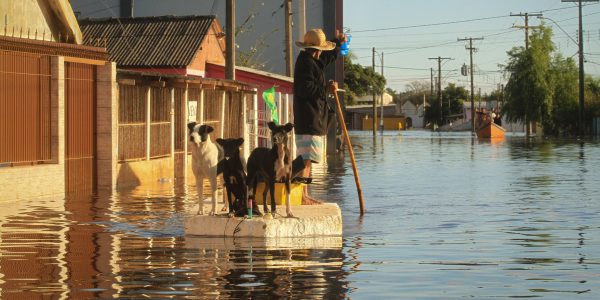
[428,56,452,125]
[372,47,377,136]
[562,0,598,136]
[501,84,505,111]
[380,52,384,133]
[430,68,434,98]
[458,37,483,133]
[297,0,306,39]
[226,0,235,80]
[284,0,293,77]
[511,12,542,136]
[511,12,543,49]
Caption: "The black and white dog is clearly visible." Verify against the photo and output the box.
[216,138,261,217]
[188,122,220,215]
[247,122,295,218]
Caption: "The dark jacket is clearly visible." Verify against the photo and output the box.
[293,41,340,135]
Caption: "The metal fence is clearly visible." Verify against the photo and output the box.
[0,50,51,165]
[223,91,244,139]
[149,87,171,158]
[65,62,96,193]
[203,89,223,139]
[115,72,298,166]
[118,84,146,161]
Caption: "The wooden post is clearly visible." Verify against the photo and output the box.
[146,87,151,160]
[170,87,175,158]
[226,0,235,80]
[333,89,365,215]
[242,92,250,160]
[183,84,189,180]
[284,0,293,77]
[220,90,226,138]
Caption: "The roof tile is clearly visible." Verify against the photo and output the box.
[79,15,216,68]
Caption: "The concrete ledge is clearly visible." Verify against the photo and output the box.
[184,203,342,238]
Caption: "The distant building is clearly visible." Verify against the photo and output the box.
[397,100,427,128]
[345,105,404,130]
[355,92,393,106]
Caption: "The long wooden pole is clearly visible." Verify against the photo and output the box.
[332,89,365,215]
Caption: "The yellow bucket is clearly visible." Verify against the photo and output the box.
[254,182,304,206]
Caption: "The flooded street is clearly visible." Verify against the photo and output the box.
[1,131,600,299]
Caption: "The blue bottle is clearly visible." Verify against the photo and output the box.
[340,34,351,56]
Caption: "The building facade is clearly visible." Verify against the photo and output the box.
[1,0,115,201]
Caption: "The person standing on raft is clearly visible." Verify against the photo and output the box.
[293,28,346,204]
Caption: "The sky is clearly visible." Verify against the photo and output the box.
[344,0,600,94]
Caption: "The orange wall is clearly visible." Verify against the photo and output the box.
[189,21,225,73]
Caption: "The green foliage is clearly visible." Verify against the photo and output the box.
[545,55,578,135]
[586,76,600,121]
[424,83,466,126]
[443,83,468,116]
[503,26,554,127]
[343,55,386,105]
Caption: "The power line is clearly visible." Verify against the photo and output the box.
[350,5,589,34]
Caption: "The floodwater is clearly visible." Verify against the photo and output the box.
[1,131,599,299]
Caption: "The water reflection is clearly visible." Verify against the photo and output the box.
[0,180,349,298]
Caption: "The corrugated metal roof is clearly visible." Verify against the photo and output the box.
[79,15,216,68]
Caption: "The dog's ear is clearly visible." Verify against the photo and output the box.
[187,122,197,131]
[283,123,294,133]
[267,121,276,131]
[216,138,225,146]
[206,125,214,134]
[236,138,244,146]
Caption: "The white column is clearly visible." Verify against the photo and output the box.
[253,89,258,149]
[220,90,226,138]
[242,92,250,160]
[96,61,118,191]
[277,92,283,124]
[283,93,290,124]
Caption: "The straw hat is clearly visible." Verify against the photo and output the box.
[295,28,336,51]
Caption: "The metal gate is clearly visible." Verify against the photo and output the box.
[65,62,97,194]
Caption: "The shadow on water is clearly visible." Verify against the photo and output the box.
[1,131,599,298]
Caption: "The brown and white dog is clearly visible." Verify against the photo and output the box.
[188,122,221,215]
[247,122,295,218]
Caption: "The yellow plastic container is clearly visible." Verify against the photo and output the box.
[254,182,304,206]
